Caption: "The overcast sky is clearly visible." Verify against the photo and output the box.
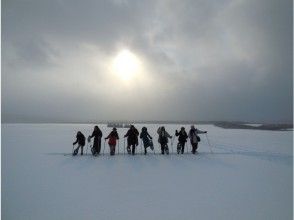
[2,0,293,123]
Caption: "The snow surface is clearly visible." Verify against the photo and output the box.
[2,123,293,220]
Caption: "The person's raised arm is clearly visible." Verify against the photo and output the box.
[157,127,161,135]
[196,129,207,134]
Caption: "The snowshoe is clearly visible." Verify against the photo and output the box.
[91,147,97,156]
[149,140,154,150]
[72,148,78,156]
[87,136,91,143]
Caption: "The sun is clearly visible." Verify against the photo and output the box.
[112,49,141,81]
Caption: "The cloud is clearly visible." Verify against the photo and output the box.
[2,0,293,123]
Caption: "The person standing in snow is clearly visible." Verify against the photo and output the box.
[157,126,172,154]
[105,128,119,155]
[175,127,188,154]
[72,131,86,156]
[124,125,139,155]
[140,127,153,155]
[188,125,207,154]
[88,126,103,156]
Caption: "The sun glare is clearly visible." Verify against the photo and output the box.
[112,49,141,81]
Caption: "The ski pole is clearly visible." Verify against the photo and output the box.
[86,142,89,155]
[103,140,106,155]
[117,139,120,155]
[205,134,213,153]
[123,138,126,155]
[171,138,173,154]
[154,143,156,155]
[72,145,75,155]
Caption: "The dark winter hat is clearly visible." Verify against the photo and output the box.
[113,127,117,131]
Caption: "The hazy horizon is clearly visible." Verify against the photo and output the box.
[2,0,293,123]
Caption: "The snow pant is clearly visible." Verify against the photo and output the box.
[109,145,116,155]
[144,144,149,154]
[127,143,136,155]
[178,142,186,154]
[93,138,101,154]
[160,144,169,154]
[131,144,136,155]
[74,145,84,155]
[191,142,198,154]
[180,142,186,154]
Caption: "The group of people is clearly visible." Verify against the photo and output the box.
[72,125,207,156]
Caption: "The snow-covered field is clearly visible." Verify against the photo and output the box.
[2,123,293,220]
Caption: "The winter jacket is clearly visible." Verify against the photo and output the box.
[106,131,119,145]
[157,127,172,144]
[124,128,139,145]
[90,128,102,148]
[73,132,86,146]
[189,128,206,144]
[140,129,152,147]
[175,130,188,143]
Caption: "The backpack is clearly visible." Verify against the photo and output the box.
[197,135,201,142]
[108,136,116,145]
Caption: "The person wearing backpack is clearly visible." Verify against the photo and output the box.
[157,126,172,154]
[72,131,86,156]
[140,127,153,155]
[124,125,139,155]
[188,125,207,154]
[88,126,103,156]
[175,127,188,154]
[105,128,119,155]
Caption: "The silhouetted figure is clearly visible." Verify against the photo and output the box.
[175,127,188,154]
[73,131,86,155]
[124,125,139,155]
[105,128,119,155]
[188,125,207,154]
[140,127,153,155]
[157,126,172,154]
[88,126,102,156]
